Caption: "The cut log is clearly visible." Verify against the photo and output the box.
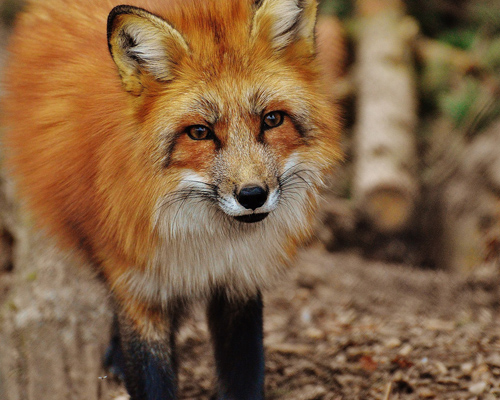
[353,0,419,233]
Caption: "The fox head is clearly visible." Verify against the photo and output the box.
[105,0,340,243]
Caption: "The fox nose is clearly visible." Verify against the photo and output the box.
[236,184,268,210]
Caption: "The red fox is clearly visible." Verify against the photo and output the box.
[3,0,341,398]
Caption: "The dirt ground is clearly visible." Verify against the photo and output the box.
[99,244,500,400]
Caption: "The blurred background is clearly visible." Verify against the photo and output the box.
[315,0,500,273]
[1,0,500,399]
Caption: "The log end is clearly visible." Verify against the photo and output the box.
[361,186,415,233]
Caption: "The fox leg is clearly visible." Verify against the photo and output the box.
[104,314,126,380]
[116,302,183,400]
[207,290,265,400]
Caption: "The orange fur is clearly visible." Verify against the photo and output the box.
[3,0,341,334]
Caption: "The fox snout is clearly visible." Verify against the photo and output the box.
[212,143,281,223]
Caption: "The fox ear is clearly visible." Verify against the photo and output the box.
[107,5,189,95]
[251,0,318,53]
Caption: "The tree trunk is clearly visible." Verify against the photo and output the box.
[353,0,419,233]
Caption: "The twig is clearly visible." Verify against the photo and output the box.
[383,381,393,400]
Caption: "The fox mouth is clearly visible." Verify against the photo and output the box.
[234,213,269,223]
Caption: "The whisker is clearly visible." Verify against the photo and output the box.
[155,184,218,217]
[276,162,322,219]
[182,180,218,190]
[172,188,193,224]
[279,160,311,179]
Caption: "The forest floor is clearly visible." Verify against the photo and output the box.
[101,244,500,400]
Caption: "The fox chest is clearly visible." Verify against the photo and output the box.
[119,220,297,305]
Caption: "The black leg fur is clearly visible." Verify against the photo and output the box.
[207,290,265,400]
[117,310,181,400]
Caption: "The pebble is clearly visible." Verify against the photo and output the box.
[435,361,448,375]
[305,327,326,340]
[461,362,474,374]
[300,308,312,324]
[335,353,347,364]
[424,319,455,331]
[417,387,436,398]
[299,384,327,398]
[398,344,413,356]
[486,353,500,368]
[268,343,312,355]
[393,370,404,381]
[385,337,402,348]
[469,381,488,395]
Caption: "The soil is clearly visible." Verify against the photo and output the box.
[101,244,500,400]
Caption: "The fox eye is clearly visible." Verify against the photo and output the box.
[187,125,213,140]
[262,111,284,130]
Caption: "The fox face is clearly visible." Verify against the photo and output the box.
[150,75,324,228]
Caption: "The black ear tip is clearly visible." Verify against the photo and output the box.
[107,5,150,40]
[106,5,167,43]
[108,4,142,19]
[107,5,131,41]
[107,5,146,55]
[107,6,123,45]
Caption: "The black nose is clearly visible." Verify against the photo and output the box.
[236,185,268,210]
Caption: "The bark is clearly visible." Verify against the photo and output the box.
[353,0,419,233]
